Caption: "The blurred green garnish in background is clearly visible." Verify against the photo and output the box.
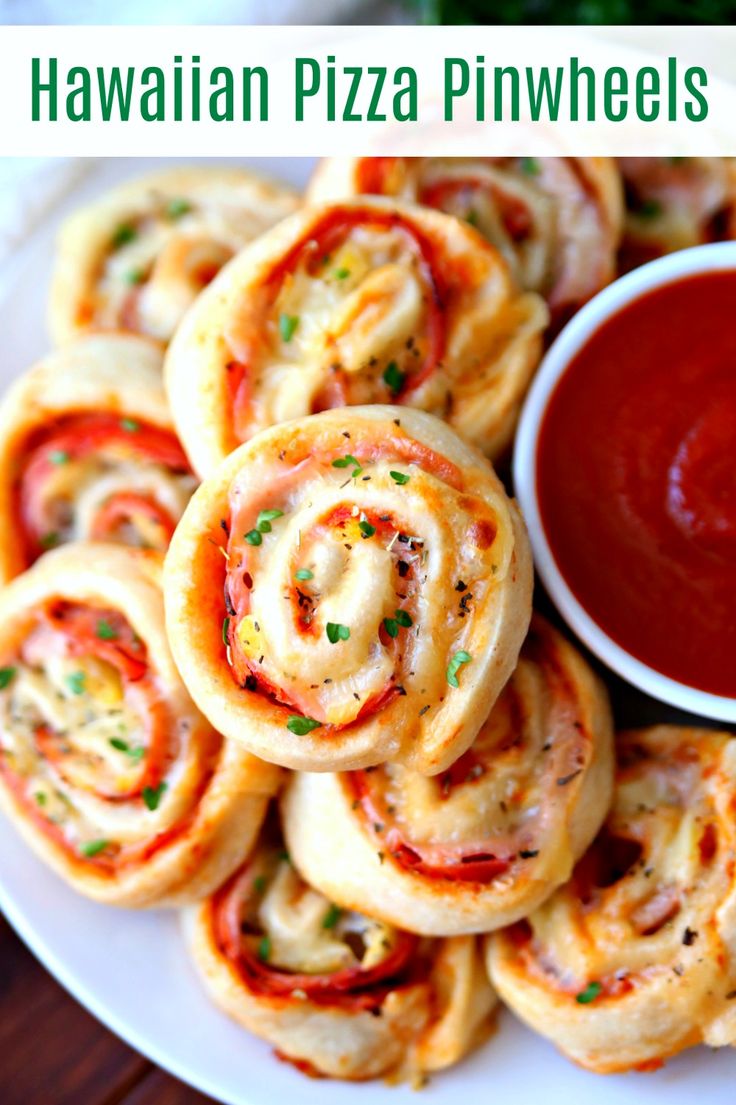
[410,0,736,22]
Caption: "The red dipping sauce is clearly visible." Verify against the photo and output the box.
[537,270,736,699]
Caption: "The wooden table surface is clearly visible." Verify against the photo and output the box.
[0,914,213,1105]
[0,590,711,1105]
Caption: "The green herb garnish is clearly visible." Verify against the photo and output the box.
[112,224,136,249]
[359,520,376,538]
[0,667,16,690]
[383,361,405,396]
[124,268,145,286]
[254,875,267,895]
[48,450,69,466]
[279,313,299,342]
[80,839,109,858]
[326,622,351,644]
[244,529,263,546]
[322,904,342,929]
[394,609,413,628]
[65,671,86,696]
[389,470,410,485]
[255,508,284,534]
[520,156,540,175]
[637,198,663,219]
[166,197,191,219]
[96,619,118,641]
[40,532,59,550]
[446,650,472,688]
[286,715,322,735]
[332,454,363,478]
[142,782,167,811]
[258,935,272,961]
[576,981,602,1004]
[333,267,351,280]
[120,418,140,433]
[295,568,314,581]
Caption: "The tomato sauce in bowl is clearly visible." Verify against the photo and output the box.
[515,246,736,719]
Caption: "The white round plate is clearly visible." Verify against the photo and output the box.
[0,157,734,1105]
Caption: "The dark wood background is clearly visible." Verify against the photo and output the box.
[0,915,213,1105]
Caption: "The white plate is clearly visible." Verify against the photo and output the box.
[0,157,734,1105]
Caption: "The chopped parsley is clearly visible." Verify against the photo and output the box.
[124,268,145,286]
[255,508,284,533]
[120,418,140,433]
[65,671,86,696]
[286,715,322,735]
[96,619,118,641]
[109,737,146,762]
[383,361,405,396]
[322,904,342,929]
[34,792,47,806]
[446,650,472,688]
[326,622,350,644]
[332,454,363,478]
[383,609,413,638]
[258,935,272,962]
[40,532,60,550]
[333,267,351,280]
[245,508,284,546]
[80,839,109,858]
[279,313,299,342]
[253,875,267,895]
[0,667,16,690]
[48,450,69,466]
[383,617,399,639]
[112,224,136,249]
[166,197,191,219]
[637,198,663,219]
[295,568,314,581]
[520,156,540,176]
[358,520,376,538]
[142,781,168,811]
[389,470,410,485]
[575,981,602,1004]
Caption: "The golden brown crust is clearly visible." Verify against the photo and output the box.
[282,615,614,935]
[0,543,282,907]
[49,166,299,346]
[183,829,496,1081]
[164,195,547,477]
[164,405,533,774]
[308,157,623,320]
[617,157,736,271]
[487,725,736,1072]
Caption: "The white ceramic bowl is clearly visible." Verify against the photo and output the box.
[514,242,736,724]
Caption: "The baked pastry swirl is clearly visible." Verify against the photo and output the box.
[0,334,196,584]
[618,157,736,271]
[308,158,622,323]
[164,406,532,774]
[0,543,281,906]
[164,196,547,476]
[49,166,299,346]
[282,615,614,935]
[183,816,496,1081]
[487,725,736,1073]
